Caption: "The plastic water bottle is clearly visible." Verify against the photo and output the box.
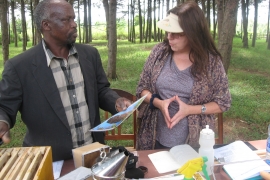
[199,125,215,175]
[266,124,270,159]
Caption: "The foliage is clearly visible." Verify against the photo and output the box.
[225,37,270,141]
[0,38,270,148]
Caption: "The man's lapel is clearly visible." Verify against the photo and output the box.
[76,47,96,124]
[31,44,70,130]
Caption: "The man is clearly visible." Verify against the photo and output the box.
[0,0,131,161]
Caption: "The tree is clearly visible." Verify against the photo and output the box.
[252,0,258,47]
[107,0,117,79]
[83,0,89,43]
[206,0,211,28]
[128,0,135,42]
[153,0,157,41]
[268,0,270,49]
[242,0,249,48]
[77,0,82,43]
[138,0,143,43]
[21,0,28,51]
[0,0,9,63]
[88,0,92,42]
[69,0,75,5]
[213,0,217,40]
[103,0,109,40]
[33,0,42,45]
[217,0,239,73]
[267,0,270,43]
[144,0,152,42]
[10,0,18,47]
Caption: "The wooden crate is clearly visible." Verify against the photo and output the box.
[0,146,53,180]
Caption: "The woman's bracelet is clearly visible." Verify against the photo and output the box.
[149,94,162,110]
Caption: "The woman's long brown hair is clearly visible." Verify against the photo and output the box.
[163,1,221,80]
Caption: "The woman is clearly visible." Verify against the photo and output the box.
[136,1,231,150]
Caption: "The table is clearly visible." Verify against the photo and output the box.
[60,140,267,178]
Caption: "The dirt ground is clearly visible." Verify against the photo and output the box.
[220,118,252,143]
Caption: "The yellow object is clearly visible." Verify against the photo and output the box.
[0,146,53,180]
[177,157,210,180]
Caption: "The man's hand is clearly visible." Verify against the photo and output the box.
[0,121,11,145]
[115,97,132,112]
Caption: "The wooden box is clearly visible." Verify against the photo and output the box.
[0,146,53,180]
[72,142,110,169]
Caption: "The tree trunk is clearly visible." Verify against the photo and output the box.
[213,0,217,40]
[8,13,11,44]
[201,0,206,14]
[132,0,135,43]
[147,0,152,42]
[153,0,157,41]
[88,0,92,42]
[160,0,164,40]
[21,0,27,51]
[252,0,258,47]
[30,0,35,46]
[78,0,82,43]
[83,0,89,43]
[1,0,9,63]
[266,0,270,43]
[107,0,117,79]
[11,0,18,47]
[144,0,150,42]
[217,0,225,41]
[34,0,41,45]
[207,0,211,28]
[217,0,239,73]
[268,1,270,50]
[242,0,248,48]
[103,0,109,41]
[138,0,143,43]
[69,0,74,5]
[128,0,130,41]
[142,0,146,40]
[130,0,135,43]
[157,0,161,41]
[166,0,169,12]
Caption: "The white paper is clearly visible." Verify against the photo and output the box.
[53,160,64,179]
[214,141,260,163]
[148,144,200,174]
[140,175,184,180]
[214,140,270,179]
[223,159,270,180]
[148,151,181,174]
[57,166,92,180]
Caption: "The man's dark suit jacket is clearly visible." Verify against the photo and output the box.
[0,42,119,161]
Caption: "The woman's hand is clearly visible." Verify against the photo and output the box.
[169,96,190,129]
[155,96,176,128]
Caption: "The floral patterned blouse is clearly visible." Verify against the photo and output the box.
[136,42,231,150]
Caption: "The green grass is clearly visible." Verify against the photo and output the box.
[0,37,270,148]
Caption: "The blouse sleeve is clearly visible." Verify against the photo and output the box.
[210,56,231,112]
[136,43,164,98]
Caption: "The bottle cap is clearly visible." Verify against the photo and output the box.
[200,125,214,139]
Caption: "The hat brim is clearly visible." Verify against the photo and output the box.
[157,13,183,33]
